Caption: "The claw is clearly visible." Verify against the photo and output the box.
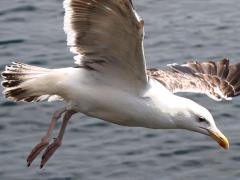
[25,108,67,168]
[26,140,49,167]
[40,139,61,168]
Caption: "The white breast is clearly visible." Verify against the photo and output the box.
[57,69,178,129]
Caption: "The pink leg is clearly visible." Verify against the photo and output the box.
[26,107,66,167]
[40,110,76,168]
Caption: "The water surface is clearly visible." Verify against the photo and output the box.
[1,0,240,179]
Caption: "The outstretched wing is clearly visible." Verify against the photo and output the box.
[148,59,240,101]
[63,0,148,93]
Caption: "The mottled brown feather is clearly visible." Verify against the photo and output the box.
[148,59,240,101]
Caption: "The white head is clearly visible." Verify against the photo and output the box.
[173,97,229,150]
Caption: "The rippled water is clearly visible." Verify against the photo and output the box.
[1,0,240,179]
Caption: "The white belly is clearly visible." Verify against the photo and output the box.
[67,86,148,127]
[56,68,176,129]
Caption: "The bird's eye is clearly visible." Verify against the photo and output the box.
[198,116,206,123]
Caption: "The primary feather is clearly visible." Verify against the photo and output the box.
[148,59,240,101]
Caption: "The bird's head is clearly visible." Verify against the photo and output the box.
[173,98,229,150]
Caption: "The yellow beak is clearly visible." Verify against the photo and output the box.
[208,129,229,150]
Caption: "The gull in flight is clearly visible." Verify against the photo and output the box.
[1,0,240,168]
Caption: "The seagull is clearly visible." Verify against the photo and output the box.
[1,0,240,168]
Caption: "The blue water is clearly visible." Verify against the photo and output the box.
[1,0,240,179]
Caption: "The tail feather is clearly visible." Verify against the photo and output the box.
[1,62,62,102]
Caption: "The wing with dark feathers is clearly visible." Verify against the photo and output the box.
[148,59,240,101]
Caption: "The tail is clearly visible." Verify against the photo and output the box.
[1,62,63,102]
